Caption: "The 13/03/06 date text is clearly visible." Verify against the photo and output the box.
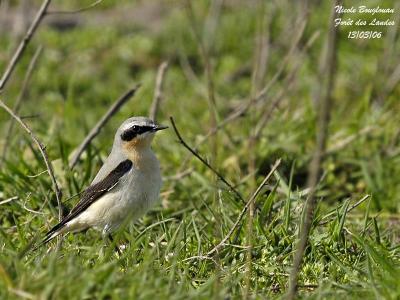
[348,31,382,39]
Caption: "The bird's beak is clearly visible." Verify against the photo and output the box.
[153,124,168,132]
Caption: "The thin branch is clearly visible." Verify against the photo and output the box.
[169,116,245,204]
[0,0,51,91]
[69,84,141,169]
[26,170,47,178]
[149,61,169,122]
[207,159,281,256]
[1,46,43,166]
[47,0,102,15]
[0,196,18,205]
[286,1,341,299]
[0,99,63,222]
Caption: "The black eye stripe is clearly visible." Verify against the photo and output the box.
[120,125,154,141]
[136,126,153,134]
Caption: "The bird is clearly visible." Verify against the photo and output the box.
[39,116,168,247]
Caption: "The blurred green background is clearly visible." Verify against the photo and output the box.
[0,0,399,299]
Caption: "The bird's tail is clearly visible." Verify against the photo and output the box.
[40,231,62,247]
[32,223,66,251]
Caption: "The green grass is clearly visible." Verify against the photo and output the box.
[0,1,399,299]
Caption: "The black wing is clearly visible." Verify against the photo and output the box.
[44,159,133,238]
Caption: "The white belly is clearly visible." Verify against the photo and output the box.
[66,168,162,235]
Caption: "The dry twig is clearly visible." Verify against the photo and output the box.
[47,0,102,14]
[169,116,245,204]
[0,0,51,91]
[0,99,63,222]
[149,61,169,122]
[207,159,281,256]
[286,1,341,299]
[69,84,140,169]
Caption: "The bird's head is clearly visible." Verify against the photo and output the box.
[116,117,168,152]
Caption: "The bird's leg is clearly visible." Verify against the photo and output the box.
[108,234,122,255]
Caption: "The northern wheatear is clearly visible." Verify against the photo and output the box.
[40,117,167,246]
